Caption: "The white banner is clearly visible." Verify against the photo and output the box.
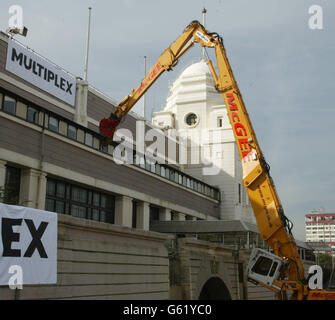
[0,203,57,286]
[5,39,76,106]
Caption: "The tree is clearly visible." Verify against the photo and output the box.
[317,253,333,267]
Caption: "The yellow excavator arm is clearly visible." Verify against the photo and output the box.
[99,21,215,139]
[99,20,333,299]
[209,33,305,281]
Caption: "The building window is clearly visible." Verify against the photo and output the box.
[211,188,215,199]
[150,206,160,222]
[217,116,223,128]
[185,113,198,126]
[72,186,87,203]
[3,95,16,115]
[100,142,108,153]
[139,157,146,169]
[169,170,175,182]
[85,133,93,147]
[49,116,59,132]
[132,201,137,228]
[45,178,115,224]
[150,162,156,174]
[186,178,191,188]
[27,106,39,124]
[178,174,183,185]
[71,204,86,219]
[160,166,166,177]
[3,166,21,205]
[67,125,77,140]
[238,183,241,204]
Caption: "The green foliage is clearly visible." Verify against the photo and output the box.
[317,253,333,266]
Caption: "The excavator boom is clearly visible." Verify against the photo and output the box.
[100,21,213,139]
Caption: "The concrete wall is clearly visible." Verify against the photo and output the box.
[0,214,170,300]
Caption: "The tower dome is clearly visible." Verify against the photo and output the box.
[179,60,212,78]
[161,59,217,113]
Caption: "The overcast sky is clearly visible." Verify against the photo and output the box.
[1,0,334,241]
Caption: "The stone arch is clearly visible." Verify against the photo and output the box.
[198,276,232,300]
[193,258,233,300]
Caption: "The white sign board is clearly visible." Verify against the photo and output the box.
[0,203,57,286]
[5,38,76,106]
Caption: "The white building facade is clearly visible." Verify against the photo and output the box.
[152,60,255,223]
[306,212,335,256]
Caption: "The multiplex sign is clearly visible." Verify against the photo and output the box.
[5,38,76,106]
[0,203,57,286]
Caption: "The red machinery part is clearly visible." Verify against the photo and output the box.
[99,117,120,138]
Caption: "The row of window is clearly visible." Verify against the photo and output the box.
[1,169,198,227]
[306,226,335,229]
[48,181,203,225]
[2,93,108,151]
[111,152,220,199]
[306,227,335,232]
[314,226,335,228]
[313,236,335,239]
[45,178,115,223]
[0,90,220,200]
[0,91,109,152]
[134,158,219,198]
[306,231,335,239]
[306,216,335,222]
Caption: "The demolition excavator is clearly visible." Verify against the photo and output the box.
[99,20,335,300]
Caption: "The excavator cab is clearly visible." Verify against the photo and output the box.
[247,248,286,292]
